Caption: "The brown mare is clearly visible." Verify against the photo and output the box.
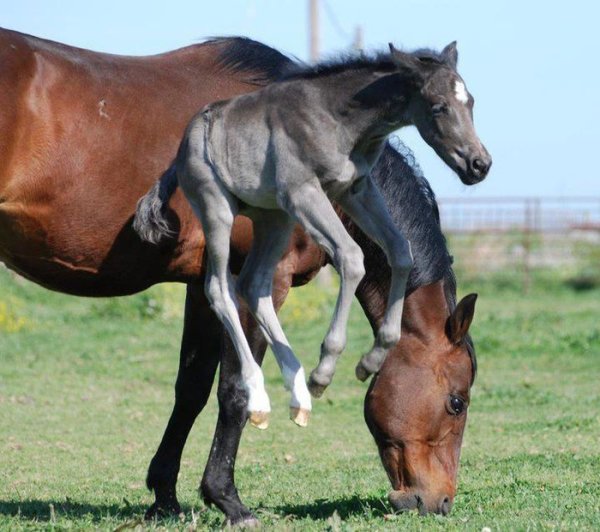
[0,29,477,524]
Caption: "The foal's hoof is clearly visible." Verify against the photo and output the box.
[289,407,310,427]
[355,361,371,382]
[307,376,328,398]
[249,411,269,430]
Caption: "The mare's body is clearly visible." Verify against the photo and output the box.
[0,29,478,523]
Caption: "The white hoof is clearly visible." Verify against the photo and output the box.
[283,366,312,410]
[245,371,271,430]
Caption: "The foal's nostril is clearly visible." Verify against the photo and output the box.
[472,158,487,175]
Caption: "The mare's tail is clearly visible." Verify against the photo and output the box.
[133,164,178,244]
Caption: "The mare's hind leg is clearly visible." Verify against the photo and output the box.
[338,176,413,380]
[145,284,221,519]
[201,272,292,526]
[237,210,312,426]
[182,175,271,428]
[280,183,365,397]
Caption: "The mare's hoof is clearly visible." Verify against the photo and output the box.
[144,500,182,520]
[307,377,327,398]
[355,362,371,382]
[249,411,269,430]
[289,407,310,427]
[225,515,260,528]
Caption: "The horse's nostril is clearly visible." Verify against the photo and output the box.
[472,158,487,174]
[439,496,452,516]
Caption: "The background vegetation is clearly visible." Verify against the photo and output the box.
[0,265,598,530]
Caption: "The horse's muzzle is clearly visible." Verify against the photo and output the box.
[388,489,454,516]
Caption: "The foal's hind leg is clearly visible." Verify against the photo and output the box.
[237,210,312,426]
[338,176,413,380]
[280,183,365,397]
[181,178,271,428]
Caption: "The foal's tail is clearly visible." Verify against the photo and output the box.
[133,164,178,244]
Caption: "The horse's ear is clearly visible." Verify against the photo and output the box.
[446,293,477,344]
[441,41,458,69]
[389,43,420,70]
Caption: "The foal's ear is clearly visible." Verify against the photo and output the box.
[446,293,477,344]
[441,41,458,69]
[389,43,421,70]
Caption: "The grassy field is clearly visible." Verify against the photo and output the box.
[0,266,599,530]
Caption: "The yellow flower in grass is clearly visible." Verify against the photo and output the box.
[0,299,28,332]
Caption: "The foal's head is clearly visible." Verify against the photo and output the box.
[364,286,477,515]
[389,42,491,184]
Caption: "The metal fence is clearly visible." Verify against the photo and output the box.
[437,197,600,289]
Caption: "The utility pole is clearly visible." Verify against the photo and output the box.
[309,0,319,62]
[353,25,364,53]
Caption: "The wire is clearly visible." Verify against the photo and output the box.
[322,0,353,41]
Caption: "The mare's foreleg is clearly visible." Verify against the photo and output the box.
[281,183,365,398]
[338,176,413,380]
[145,284,220,519]
[236,210,312,426]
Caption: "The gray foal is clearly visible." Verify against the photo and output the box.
[141,42,490,428]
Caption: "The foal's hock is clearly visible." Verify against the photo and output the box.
[135,41,490,429]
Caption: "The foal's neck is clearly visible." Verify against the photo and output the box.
[310,69,412,157]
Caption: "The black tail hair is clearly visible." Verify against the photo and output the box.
[133,164,178,244]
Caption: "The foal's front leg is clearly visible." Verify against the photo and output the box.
[281,182,366,397]
[337,175,413,380]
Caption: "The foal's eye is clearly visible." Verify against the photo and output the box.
[431,103,448,116]
[448,395,466,416]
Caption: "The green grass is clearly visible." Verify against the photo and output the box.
[0,266,599,530]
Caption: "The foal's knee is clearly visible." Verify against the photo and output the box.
[236,273,266,311]
[389,240,413,275]
[377,324,401,350]
[337,244,365,284]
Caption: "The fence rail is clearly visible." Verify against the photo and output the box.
[437,197,600,290]
[438,197,600,234]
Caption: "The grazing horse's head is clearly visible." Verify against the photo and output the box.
[389,42,492,185]
[364,285,477,515]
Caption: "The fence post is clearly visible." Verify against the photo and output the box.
[523,199,532,293]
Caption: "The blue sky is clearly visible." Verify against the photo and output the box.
[3,0,599,198]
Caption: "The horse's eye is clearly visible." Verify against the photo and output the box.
[448,395,466,415]
[432,103,447,116]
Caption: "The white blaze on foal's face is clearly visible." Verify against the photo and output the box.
[454,80,469,104]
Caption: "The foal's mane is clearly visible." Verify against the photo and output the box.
[207,36,445,84]
[208,36,476,379]
[278,48,444,81]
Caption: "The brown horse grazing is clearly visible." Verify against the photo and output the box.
[0,28,477,524]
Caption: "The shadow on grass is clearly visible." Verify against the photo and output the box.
[1,495,391,525]
[0,499,148,523]
[269,494,390,520]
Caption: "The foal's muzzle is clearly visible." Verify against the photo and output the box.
[454,150,492,185]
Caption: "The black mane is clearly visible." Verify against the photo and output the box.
[208,36,445,84]
[279,47,445,81]
[206,36,293,85]
[210,36,475,378]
